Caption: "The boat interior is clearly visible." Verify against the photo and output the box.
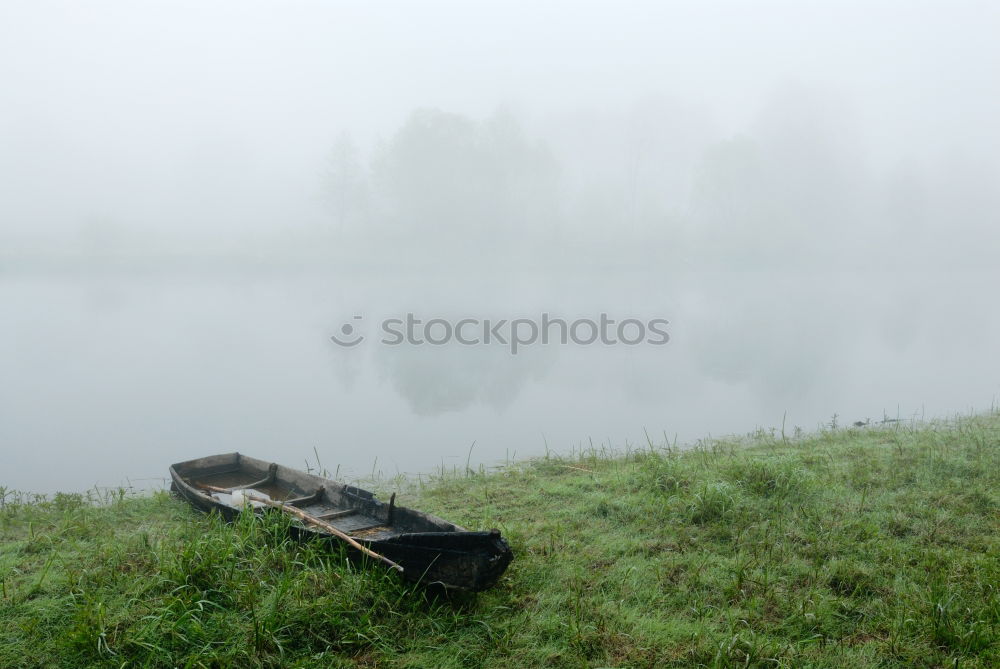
[174,454,393,537]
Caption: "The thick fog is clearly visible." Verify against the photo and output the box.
[2,2,999,492]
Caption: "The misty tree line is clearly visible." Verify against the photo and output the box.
[324,89,999,268]
[325,108,557,256]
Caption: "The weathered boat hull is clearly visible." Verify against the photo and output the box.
[169,453,512,591]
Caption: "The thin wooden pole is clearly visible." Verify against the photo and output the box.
[195,483,403,573]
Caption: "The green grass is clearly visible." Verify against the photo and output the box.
[2,412,999,668]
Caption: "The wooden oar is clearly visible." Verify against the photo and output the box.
[195,483,403,573]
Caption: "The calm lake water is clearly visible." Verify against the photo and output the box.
[3,265,998,493]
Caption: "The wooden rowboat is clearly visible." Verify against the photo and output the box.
[169,453,513,591]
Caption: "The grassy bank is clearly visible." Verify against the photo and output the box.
[2,414,999,668]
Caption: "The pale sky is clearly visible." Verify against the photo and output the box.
[2,1,998,244]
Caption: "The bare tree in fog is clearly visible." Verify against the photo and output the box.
[325,132,368,235]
